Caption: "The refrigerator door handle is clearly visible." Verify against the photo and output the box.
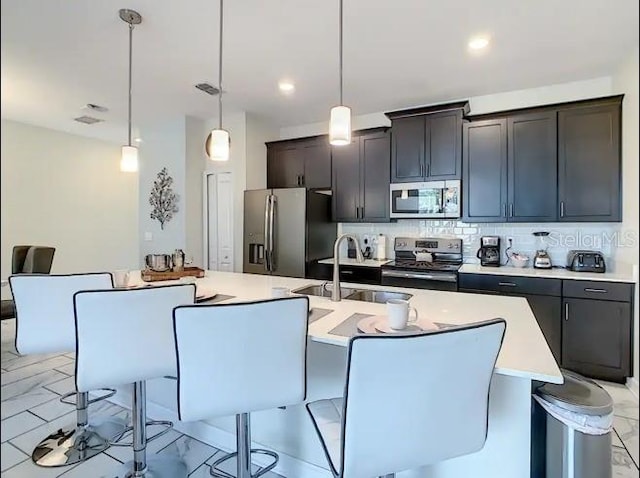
[264,195,271,272]
[268,195,277,271]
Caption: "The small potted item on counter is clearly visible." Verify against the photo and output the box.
[510,253,530,268]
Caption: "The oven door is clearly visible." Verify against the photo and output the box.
[381,269,458,291]
[389,181,460,219]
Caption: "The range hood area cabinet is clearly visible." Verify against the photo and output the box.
[266,136,332,190]
[462,95,623,223]
[385,101,469,183]
[331,128,391,222]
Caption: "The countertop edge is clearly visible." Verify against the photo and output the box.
[458,264,636,283]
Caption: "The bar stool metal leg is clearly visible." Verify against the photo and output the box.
[210,413,278,478]
[120,381,188,478]
[32,391,119,467]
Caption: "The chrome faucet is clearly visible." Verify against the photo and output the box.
[332,234,364,301]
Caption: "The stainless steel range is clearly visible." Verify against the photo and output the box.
[381,237,463,291]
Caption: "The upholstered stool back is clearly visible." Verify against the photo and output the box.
[74,284,196,393]
[173,297,309,421]
[9,273,112,355]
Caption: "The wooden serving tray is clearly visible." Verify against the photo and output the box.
[141,267,205,282]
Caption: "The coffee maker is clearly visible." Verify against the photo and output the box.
[477,236,501,267]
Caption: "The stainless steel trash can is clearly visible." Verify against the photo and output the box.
[535,369,614,478]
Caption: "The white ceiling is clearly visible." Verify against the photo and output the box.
[1,0,638,143]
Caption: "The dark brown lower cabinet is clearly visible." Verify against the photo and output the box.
[562,297,631,382]
[524,295,562,363]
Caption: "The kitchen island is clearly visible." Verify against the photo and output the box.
[113,271,562,478]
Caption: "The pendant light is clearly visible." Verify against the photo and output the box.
[119,9,141,172]
[329,0,351,146]
[206,0,230,161]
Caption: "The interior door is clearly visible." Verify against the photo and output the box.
[206,172,234,272]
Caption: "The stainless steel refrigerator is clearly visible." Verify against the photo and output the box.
[243,188,336,278]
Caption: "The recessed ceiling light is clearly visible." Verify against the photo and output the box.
[134,137,142,143]
[278,81,295,93]
[468,36,490,51]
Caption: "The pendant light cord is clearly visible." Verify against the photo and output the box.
[339,0,343,106]
[218,0,224,130]
[128,23,134,147]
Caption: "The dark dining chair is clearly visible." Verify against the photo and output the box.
[1,245,56,320]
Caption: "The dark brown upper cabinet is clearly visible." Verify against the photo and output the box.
[507,111,558,222]
[266,137,331,190]
[462,118,508,222]
[386,102,469,183]
[332,129,391,223]
[463,95,622,223]
[558,99,622,222]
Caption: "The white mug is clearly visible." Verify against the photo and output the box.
[386,299,418,330]
[271,287,290,298]
[113,270,130,288]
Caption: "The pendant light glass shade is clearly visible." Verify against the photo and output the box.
[329,105,351,146]
[208,128,230,161]
[120,145,139,172]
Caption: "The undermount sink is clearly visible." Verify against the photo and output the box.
[292,284,358,299]
[344,289,413,303]
[292,284,412,304]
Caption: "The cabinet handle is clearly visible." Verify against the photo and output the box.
[509,204,514,217]
[565,302,569,321]
[560,201,565,218]
[498,282,517,287]
[359,206,364,219]
[419,163,423,176]
[300,175,305,186]
[584,288,608,293]
[425,163,430,177]
[342,270,354,274]
[502,204,507,217]
[355,205,359,219]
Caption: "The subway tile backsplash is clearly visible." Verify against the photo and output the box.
[339,221,628,271]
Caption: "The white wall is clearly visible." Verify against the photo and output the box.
[246,112,279,190]
[0,119,139,281]
[185,116,207,267]
[138,118,187,265]
[279,77,612,139]
[612,48,640,393]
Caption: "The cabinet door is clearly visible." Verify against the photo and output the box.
[391,117,425,183]
[562,298,631,381]
[462,119,508,222]
[427,111,462,180]
[267,144,304,188]
[558,102,621,221]
[508,112,558,222]
[331,138,361,222]
[302,140,332,189]
[361,131,391,222]
[524,295,562,363]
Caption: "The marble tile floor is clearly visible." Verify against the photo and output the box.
[1,319,282,478]
[2,317,639,477]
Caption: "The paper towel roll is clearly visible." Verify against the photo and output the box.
[376,234,387,260]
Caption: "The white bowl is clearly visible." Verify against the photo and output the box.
[511,256,529,268]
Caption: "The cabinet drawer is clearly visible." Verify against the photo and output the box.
[340,266,381,285]
[563,280,634,302]
[459,273,561,296]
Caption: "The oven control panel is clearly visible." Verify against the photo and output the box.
[394,237,462,254]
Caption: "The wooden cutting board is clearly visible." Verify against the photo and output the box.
[141,267,205,282]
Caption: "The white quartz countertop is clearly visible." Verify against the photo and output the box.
[459,264,637,283]
[131,270,562,384]
[318,258,391,268]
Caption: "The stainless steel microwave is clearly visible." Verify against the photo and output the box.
[389,180,461,219]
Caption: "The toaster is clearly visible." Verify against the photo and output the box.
[566,250,606,273]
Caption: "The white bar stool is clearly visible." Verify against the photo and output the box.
[8,273,126,467]
[306,318,506,478]
[172,296,309,478]
[74,284,196,478]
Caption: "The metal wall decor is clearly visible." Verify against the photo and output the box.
[149,167,179,230]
